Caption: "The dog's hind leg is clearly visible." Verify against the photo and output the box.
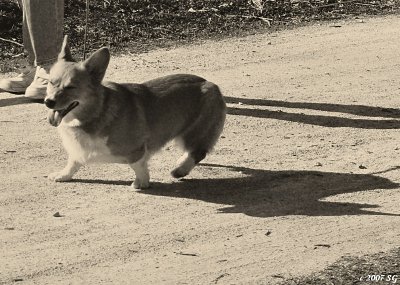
[171,81,226,179]
[48,158,82,182]
[171,149,206,178]
[129,151,150,189]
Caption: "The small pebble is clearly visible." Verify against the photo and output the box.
[271,275,284,279]
[53,212,62,217]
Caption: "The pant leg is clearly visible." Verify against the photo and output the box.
[21,0,34,65]
[22,0,64,66]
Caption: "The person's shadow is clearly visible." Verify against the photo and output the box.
[0,94,42,107]
[74,163,400,217]
[226,97,400,129]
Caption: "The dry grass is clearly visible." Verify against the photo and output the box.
[282,249,400,285]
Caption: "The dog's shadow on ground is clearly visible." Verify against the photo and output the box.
[226,97,400,129]
[75,163,399,217]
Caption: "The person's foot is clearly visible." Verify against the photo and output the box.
[25,65,51,99]
[0,67,35,94]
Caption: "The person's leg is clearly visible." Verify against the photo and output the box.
[0,0,64,97]
[21,0,34,66]
[0,0,35,94]
[24,0,64,99]
[23,0,64,67]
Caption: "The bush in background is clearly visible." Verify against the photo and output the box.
[0,0,398,71]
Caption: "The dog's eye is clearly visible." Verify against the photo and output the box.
[64,85,76,90]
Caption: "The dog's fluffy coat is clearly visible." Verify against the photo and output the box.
[45,36,226,188]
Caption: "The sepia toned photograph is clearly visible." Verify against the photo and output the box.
[1,0,400,284]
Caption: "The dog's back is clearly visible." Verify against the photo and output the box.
[118,74,226,154]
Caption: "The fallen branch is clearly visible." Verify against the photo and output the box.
[226,14,272,26]
[173,251,198,257]
[12,53,25,58]
[315,0,357,8]
[0,37,23,47]
[354,2,378,5]
[213,273,230,284]
[242,15,272,25]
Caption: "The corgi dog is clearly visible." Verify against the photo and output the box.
[45,36,226,189]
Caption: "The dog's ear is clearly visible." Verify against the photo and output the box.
[58,35,74,62]
[82,47,110,83]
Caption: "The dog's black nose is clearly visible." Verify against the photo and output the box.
[44,99,56,109]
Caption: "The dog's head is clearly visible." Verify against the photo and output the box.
[45,36,110,127]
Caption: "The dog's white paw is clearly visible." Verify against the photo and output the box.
[132,178,150,189]
[48,171,73,182]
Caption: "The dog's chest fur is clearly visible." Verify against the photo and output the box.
[58,121,126,164]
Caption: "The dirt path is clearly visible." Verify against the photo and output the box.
[1,15,400,285]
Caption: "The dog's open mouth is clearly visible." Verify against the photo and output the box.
[48,101,79,127]
[59,101,79,117]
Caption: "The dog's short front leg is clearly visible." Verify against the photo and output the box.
[48,158,82,182]
[129,154,150,189]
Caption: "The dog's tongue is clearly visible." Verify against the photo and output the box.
[48,110,63,127]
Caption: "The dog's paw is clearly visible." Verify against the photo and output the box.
[171,155,195,178]
[48,171,73,182]
[132,178,150,189]
[171,167,189,179]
